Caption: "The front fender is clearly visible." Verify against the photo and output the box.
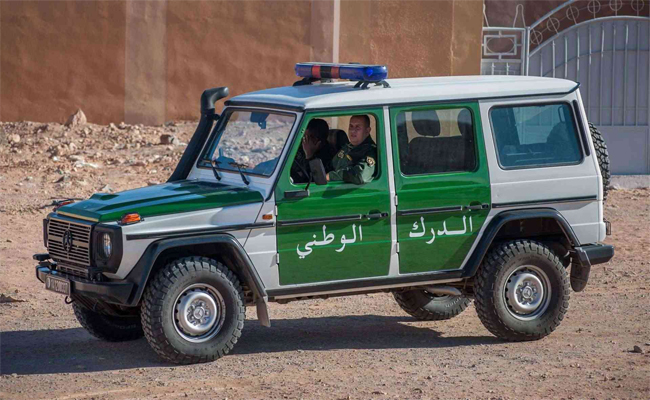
[123,234,267,307]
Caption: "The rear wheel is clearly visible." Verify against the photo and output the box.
[393,289,471,321]
[474,240,570,341]
[73,302,143,342]
[141,257,245,364]
[588,123,611,201]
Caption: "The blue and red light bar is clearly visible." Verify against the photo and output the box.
[295,62,388,83]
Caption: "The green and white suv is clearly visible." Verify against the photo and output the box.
[35,63,614,364]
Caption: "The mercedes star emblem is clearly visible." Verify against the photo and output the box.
[62,230,73,253]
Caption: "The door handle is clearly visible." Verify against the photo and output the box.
[464,204,488,211]
[365,212,388,220]
[285,190,309,199]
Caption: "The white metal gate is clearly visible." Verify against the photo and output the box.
[482,1,650,174]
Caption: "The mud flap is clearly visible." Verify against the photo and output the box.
[571,247,592,292]
[256,296,271,327]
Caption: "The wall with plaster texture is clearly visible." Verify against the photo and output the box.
[0,0,483,124]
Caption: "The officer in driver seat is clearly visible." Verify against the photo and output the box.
[291,118,336,183]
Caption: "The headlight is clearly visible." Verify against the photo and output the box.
[92,225,122,273]
[101,233,112,258]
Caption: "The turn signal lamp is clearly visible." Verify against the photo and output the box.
[120,213,142,225]
[295,63,388,82]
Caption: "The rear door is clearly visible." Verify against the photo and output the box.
[274,109,392,285]
[390,102,491,273]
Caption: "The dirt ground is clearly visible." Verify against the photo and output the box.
[0,120,649,400]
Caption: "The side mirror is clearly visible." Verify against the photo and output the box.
[309,159,327,185]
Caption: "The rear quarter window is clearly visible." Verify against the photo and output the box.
[490,103,582,169]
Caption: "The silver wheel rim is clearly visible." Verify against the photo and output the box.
[172,283,226,343]
[504,265,551,321]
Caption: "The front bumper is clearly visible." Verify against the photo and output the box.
[36,263,134,305]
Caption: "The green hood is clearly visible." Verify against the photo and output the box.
[57,180,263,223]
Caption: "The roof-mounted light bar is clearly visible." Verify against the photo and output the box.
[294,62,389,89]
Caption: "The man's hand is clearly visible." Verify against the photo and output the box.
[302,135,320,160]
[326,172,330,181]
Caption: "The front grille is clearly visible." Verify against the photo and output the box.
[48,217,92,269]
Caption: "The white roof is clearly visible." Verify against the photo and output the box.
[228,75,578,110]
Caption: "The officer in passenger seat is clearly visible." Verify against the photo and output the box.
[327,115,377,185]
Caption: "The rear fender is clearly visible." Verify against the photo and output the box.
[461,208,580,278]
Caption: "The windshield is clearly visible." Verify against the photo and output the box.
[202,109,296,177]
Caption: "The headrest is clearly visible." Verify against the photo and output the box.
[328,129,349,150]
[396,112,407,135]
[412,110,440,137]
[457,109,473,139]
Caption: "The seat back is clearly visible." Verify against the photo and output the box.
[328,129,349,152]
[405,109,475,174]
[407,110,441,174]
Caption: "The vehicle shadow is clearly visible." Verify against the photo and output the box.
[0,315,499,375]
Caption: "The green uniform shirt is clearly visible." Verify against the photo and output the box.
[328,135,377,184]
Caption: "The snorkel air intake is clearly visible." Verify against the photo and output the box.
[168,87,229,182]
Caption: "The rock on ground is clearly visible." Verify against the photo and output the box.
[64,109,87,127]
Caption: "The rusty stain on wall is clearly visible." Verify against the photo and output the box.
[125,1,167,126]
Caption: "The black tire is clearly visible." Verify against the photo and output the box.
[73,302,144,342]
[393,290,471,321]
[588,122,611,201]
[141,257,245,364]
[474,240,570,341]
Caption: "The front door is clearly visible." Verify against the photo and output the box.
[390,102,491,274]
[275,109,392,285]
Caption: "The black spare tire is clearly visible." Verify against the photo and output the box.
[589,123,611,201]
[393,290,471,321]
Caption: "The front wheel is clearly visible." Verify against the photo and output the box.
[141,257,245,364]
[474,240,570,341]
[393,290,471,321]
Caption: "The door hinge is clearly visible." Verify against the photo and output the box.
[396,242,400,253]
[394,195,398,206]
[274,205,278,216]
[276,253,280,264]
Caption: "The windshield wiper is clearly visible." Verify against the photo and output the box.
[210,159,221,181]
[229,162,250,186]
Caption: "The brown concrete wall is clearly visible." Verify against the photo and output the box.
[0,0,483,124]
[451,0,484,76]
[165,0,312,119]
[339,0,483,78]
[124,1,167,125]
[0,1,126,124]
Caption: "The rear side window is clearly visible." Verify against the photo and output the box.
[395,107,477,175]
[490,103,582,169]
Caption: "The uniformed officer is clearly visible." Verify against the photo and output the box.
[290,118,336,183]
[327,115,377,185]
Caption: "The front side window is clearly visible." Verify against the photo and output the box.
[395,107,476,175]
[201,110,296,176]
[290,114,380,185]
[490,103,582,169]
